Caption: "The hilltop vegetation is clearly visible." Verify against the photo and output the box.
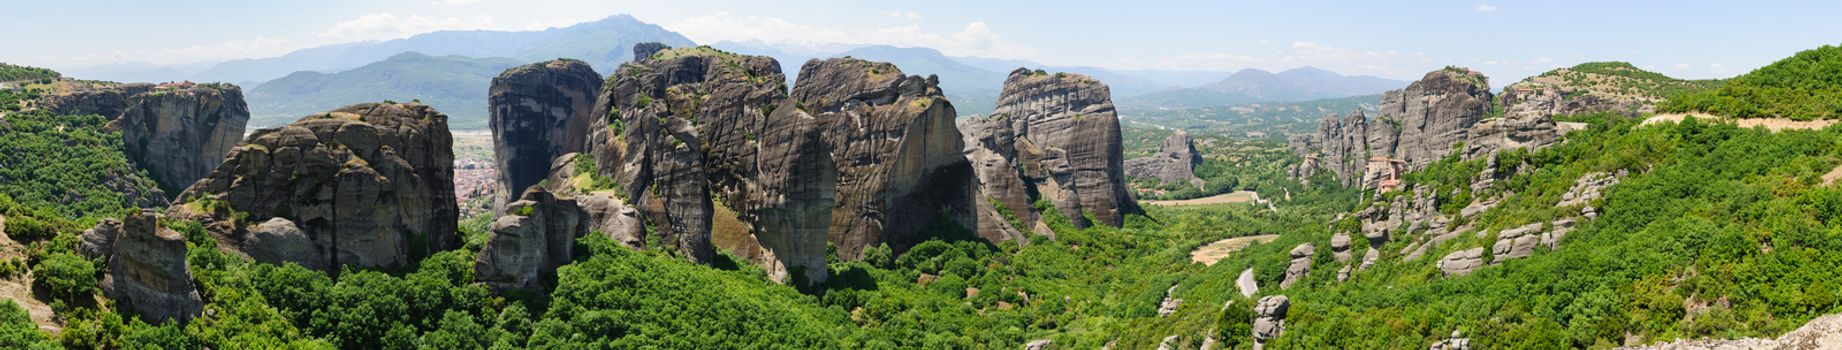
[1539,62,1721,100]
[0,63,60,82]
[1662,44,1842,120]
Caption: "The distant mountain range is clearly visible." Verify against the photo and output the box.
[1121,67,1407,108]
[57,14,1406,129]
[247,52,523,129]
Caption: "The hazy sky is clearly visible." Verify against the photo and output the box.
[3,0,1838,83]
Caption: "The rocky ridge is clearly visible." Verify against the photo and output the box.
[39,81,250,194]
[1125,129,1205,187]
[169,101,458,271]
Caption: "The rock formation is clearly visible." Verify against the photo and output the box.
[1253,295,1290,348]
[1499,62,1703,121]
[1157,285,1183,317]
[489,59,601,210]
[475,187,587,291]
[1437,247,1485,276]
[40,82,249,194]
[586,45,786,269]
[1125,130,1204,187]
[91,210,202,324]
[787,58,976,263]
[169,101,458,271]
[1281,243,1314,289]
[962,68,1139,239]
[542,153,649,247]
[1288,68,1565,190]
[1431,330,1473,350]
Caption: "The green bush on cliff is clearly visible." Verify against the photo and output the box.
[1662,45,1842,120]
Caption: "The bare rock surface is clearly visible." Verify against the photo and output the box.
[41,82,249,194]
[963,69,1139,235]
[475,187,587,291]
[1438,247,1486,276]
[489,59,601,210]
[1281,243,1315,289]
[98,210,202,324]
[170,101,458,271]
[1125,129,1204,187]
[1615,313,1842,350]
[1253,295,1290,348]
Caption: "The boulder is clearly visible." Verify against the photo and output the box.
[1438,248,1486,276]
[1490,223,1544,262]
[1330,232,1353,263]
[475,187,588,291]
[1125,130,1204,187]
[41,82,249,194]
[78,218,123,259]
[99,210,202,324]
[1025,339,1053,350]
[1281,243,1315,289]
[1253,296,1290,346]
[169,101,458,271]
[1430,330,1472,350]
[489,59,601,210]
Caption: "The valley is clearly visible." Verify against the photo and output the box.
[2,4,1841,350]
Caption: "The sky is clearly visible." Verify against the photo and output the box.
[2,0,1839,83]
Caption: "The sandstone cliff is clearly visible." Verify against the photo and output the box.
[1125,130,1204,187]
[1289,68,1564,190]
[169,101,458,271]
[962,69,1138,237]
[80,210,202,324]
[40,82,249,194]
[475,187,586,291]
[489,59,601,211]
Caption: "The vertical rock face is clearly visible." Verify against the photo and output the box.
[475,187,587,291]
[1125,130,1204,187]
[489,59,601,209]
[170,101,458,271]
[790,58,976,261]
[1289,68,1564,190]
[98,210,202,324]
[1281,243,1315,289]
[586,45,788,266]
[40,82,250,194]
[541,153,649,247]
[962,68,1139,236]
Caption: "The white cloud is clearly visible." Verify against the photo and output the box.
[1474,4,1498,12]
[666,13,1037,59]
[319,13,500,41]
[884,11,923,20]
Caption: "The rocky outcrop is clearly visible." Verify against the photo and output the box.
[1125,130,1204,187]
[169,101,458,271]
[542,153,649,247]
[1157,285,1182,317]
[475,187,587,291]
[1025,339,1053,350]
[962,69,1139,240]
[1499,62,1699,121]
[1430,330,1472,350]
[586,45,786,270]
[1616,313,1842,350]
[1288,68,1565,190]
[489,59,601,211]
[790,58,977,263]
[1281,243,1314,289]
[1253,295,1290,348]
[1437,247,1485,276]
[97,210,202,324]
[632,42,670,61]
[40,82,249,194]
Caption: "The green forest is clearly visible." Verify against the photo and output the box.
[1662,45,1842,120]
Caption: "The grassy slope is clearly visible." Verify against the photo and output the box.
[1662,45,1842,120]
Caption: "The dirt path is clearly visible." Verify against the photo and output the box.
[0,230,59,333]
[1642,113,1837,132]
[1143,191,1258,206]
[1189,234,1280,265]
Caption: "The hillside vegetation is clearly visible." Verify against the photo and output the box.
[1662,44,1842,120]
[247,52,522,129]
